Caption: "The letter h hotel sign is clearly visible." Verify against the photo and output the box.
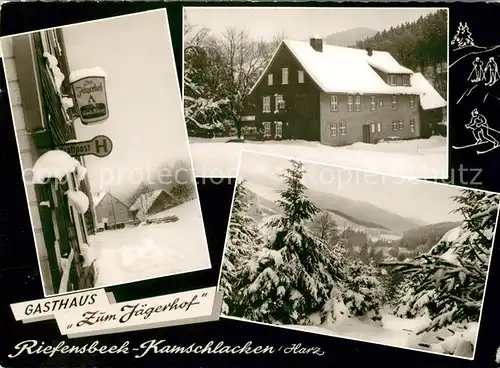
[69,68,109,125]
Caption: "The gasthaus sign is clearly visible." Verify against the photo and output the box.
[70,69,109,125]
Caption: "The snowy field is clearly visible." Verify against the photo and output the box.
[89,199,211,287]
[285,311,476,357]
[189,136,447,178]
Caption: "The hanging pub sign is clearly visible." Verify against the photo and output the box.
[55,135,113,158]
[69,67,109,125]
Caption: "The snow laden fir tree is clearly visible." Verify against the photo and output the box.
[219,181,262,314]
[235,160,342,325]
[383,190,499,355]
[222,160,384,326]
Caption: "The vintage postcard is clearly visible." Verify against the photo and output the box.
[184,7,449,179]
[2,9,211,296]
[219,149,498,359]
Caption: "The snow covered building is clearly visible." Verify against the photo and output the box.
[3,29,97,294]
[93,191,132,229]
[129,189,175,220]
[242,37,447,145]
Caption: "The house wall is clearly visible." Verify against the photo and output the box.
[3,37,54,294]
[95,193,131,225]
[147,192,174,215]
[243,44,321,141]
[319,93,421,146]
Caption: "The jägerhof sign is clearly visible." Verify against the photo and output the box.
[70,70,109,125]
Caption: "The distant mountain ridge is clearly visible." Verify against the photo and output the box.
[324,27,378,47]
[243,180,425,236]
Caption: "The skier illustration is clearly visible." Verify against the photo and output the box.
[484,57,500,86]
[454,108,500,154]
[469,57,484,82]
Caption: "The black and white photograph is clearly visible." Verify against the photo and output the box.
[219,150,498,359]
[2,9,211,296]
[184,7,449,179]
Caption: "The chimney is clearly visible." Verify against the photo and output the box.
[366,47,373,57]
[310,36,323,53]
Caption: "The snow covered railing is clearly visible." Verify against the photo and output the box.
[58,249,74,294]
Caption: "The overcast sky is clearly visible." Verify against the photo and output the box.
[238,151,465,224]
[185,7,443,41]
[61,10,191,201]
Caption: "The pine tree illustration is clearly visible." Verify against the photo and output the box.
[451,22,475,49]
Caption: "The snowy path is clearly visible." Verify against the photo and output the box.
[287,312,475,357]
[89,200,211,287]
[289,315,427,349]
[189,136,447,178]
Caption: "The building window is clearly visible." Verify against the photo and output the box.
[402,75,409,86]
[282,68,289,85]
[331,123,337,137]
[370,96,376,111]
[340,121,347,135]
[371,123,375,133]
[263,96,271,112]
[263,122,271,137]
[389,75,397,86]
[347,96,353,112]
[268,74,273,86]
[355,95,361,111]
[379,100,383,107]
[275,95,285,111]
[398,120,404,130]
[330,95,338,111]
[377,122,382,133]
[409,95,415,109]
[274,121,283,137]
[392,121,398,131]
[298,70,304,84]
[410,119,415,133]
[391,95,398,109]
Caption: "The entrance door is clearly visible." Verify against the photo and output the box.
[362,124,371,143]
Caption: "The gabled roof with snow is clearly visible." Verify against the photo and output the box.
[250,39,419,95]
[129,189,173,212]
[92,191,108,207]
[410,72,447,110]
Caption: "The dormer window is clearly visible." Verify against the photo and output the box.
[389,75,397,86]
[282,68,289,85]
[268,74,273,86]
[402,75,409,86]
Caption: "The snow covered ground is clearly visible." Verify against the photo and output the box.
[285,311,476,358]
[189,136,447,178]
[89,199,211,287]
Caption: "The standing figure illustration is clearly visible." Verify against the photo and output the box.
[484,57,500,86]
[466,108,499,146]
[470,57,484,82]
